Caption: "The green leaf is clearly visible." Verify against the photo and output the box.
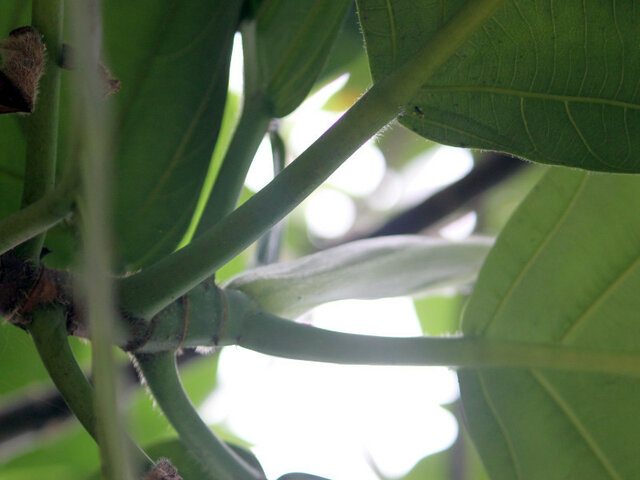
[0,426,99,480]
[357,1,640,172]
[459,168,640,479]
[102,0,242,270]
[243,0,352,117]
[226,235,491,318]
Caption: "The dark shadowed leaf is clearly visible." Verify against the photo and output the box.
[243,0,352,117]
[357,0,640,172]
[102,0,242,270]
[459,168,640,479]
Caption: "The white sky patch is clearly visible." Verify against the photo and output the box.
[400,146,474,207]
[229,32,244,94]
[305,189,356,238]
[202,298,459,480]
[245,136,273,192]
[327,141,386,197]
[284,74,350,156]
[218,33,465,480]
[440,211,478,240]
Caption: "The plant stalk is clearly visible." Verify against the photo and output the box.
[0,163,78,255]
[194,95,272,236]
[118,0,509,318]
[236,311,640,376]
[13,0,63,261]
[135,352,266,480]
[27,306,153,475]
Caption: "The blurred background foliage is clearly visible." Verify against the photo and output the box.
[0,2,544,479]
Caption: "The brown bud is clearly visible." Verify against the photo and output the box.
[142,459,183,480]
[0,26,46,113]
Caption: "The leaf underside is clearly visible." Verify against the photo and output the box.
[103,0,241,270]
[358,0,640,173]
[459,168,640,480]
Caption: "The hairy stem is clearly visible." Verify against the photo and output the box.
[13,0,63,261]
[119,0,509,318]
[135,352,265,480]
[27,306,153,474]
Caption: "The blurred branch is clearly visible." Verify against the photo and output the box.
[0,350,201,446]
[366,152,527,238]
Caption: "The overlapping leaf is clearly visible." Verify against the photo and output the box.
[357,0,640,172]
[102,0,241,269]
[243,0,352,117]
[226,235,491,318]
[459,168,640,479]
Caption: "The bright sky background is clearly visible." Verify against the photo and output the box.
[202,33,476,480]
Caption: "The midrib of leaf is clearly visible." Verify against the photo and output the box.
[559,249,640,344]
[385,0,398,69]
[481,173,589,335]
[478,371,523,479]
[531,369,623,480]
[421,85,640,111]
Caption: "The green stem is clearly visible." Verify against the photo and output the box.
[13,0,63,261]
[118,0,508,318]
[27,306,153,475]
[0,163,78,255]
[194,96,272,237]
[255,126,286,266]
[135,352,265,480]
[236,311,640,376]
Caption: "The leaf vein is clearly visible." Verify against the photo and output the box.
[531,369,623,480]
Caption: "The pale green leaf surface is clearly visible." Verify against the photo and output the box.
[226,235,491,318]
[244,0,352,117]
[459,168,640,479]
[102,0,241,270]
[358,0,640,172]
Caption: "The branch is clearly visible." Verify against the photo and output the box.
[365,152,527,238]
[118,0,510,319]
[134,352,265,480]
[27,306,153,475]
[0,162,78,256]
[235,310,640,376]
[194,95,271,236]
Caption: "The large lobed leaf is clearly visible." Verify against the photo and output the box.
[103,0,241,270]
[226,235,491,318]
[357,0,640,172]
[459,168,640,479]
